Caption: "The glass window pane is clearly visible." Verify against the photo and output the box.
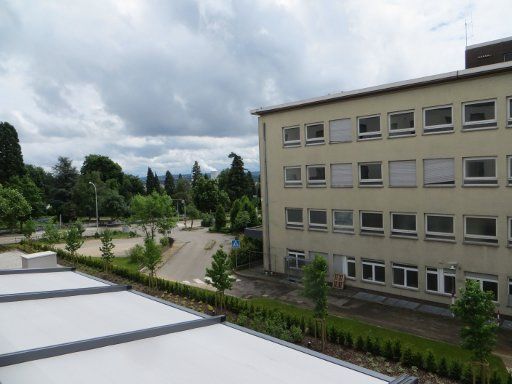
[360,164,382,179]
[375,265,386,282]
[464,101,495,122]
[308,167,325,180]
[284,127,300,142]
[347,261,356,278]
[362,212,383,229]
[465,159,496,178]
[393,214,416,231]
[362,264,373,280]
[359,116,380,133]
[509,99,512,118]
[287,209,302,223]
[407,270,418,288]
[482,281,498,301]
[425,107,452,126]
[390,112,414,130]
[307,124,324,139]
[285,168,301,181]
[444,275,455,295]
[427,272,438,291]
[334,211,353,226]
[310,210,327,224]
[393,268,405,285]
[427,215,453,234]
[466,217,496,237]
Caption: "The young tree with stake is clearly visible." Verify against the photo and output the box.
[205,247,235,311]
[99,229,115,271]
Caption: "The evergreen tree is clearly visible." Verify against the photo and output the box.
[146,167,156,194]
[205,247,235,311]
[51,157,78,221]
[99,229,115,271]
[214,205,226,230]
[164,170,175,196]
[191,161,201,188]
[227,152,247,201]
[153,172,162,194]
[120,174,145,201]
[0,122,24,184]
[245,171,257,197]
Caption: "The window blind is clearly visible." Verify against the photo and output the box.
[424,158,454,185]
[331,163,353,187]
[329,119,352,142]
[389,160,416,187]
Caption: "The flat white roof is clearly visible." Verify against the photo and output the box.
[0,268,415,383]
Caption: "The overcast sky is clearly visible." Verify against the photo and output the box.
[1,0,511,176]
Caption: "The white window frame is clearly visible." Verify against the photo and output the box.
[284,166,302,186]
[360,211,384,234]
[388,110,415,137]
[463,157,497,186]
[507,96,512,126]
[390,213,417,237]
[464,215,498,245]
[425,214,455,241]
[287,250,306,270]
[358,162,383,186]
[508,155,512,185]
[305,122,325,145]
[332,210,354,233]
[308,209,327,231]
[307,165,326,186]
[423,105,454,133]
[357,114,381,140]
[282,126,301,147]
[466,275,499,302]
[462,99,497,129]
[361,260,386,284]
[392,263,419,289]
[426,267,456,296]
[285,208,303,229]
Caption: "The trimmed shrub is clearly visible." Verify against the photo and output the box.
[448,360,462,381]
[159,237,169,247]
[401,347,414,367]
[383,340,393,360]
[372,337,382,356]
[437,356,448,377]
[392,340,402,361]
[364,336,373,353]
[461,363,473,384]
[412,351,423,369]
[345,332,353,348]
[355,335,365,351]
[424,350,437,372]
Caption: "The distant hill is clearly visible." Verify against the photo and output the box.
[141,170,260,182]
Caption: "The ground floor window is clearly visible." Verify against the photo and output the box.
[426,267,456,295]
[508,278,512,307]
[362,260,385,283]
[333,254,356,279]
[286,250,306,269]
[466,274,499,302]
[392,263,418,289]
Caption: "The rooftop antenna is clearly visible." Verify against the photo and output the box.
[465,14,474,48]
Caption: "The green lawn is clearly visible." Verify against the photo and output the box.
[250,297,506,375]
[111,257,141,274]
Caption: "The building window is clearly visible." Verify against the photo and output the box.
[285,208,303,229]
[508,156,512,185]
[507,97,512,126]
[333,255,356,279]
[329,118,352,143]
[508,217,512,247]
[357,115,381,140]
[388,110,415,137]
[284,166,302,186]
[464,216,498,245]
[426,267,456,295]
[333,210,354,233]
[462,100,497,130]
[463,157,497,186]
[391,213,417,237]
[331,163,353,187]
[389,160,416,187]
[392,263,418,289]
[359,162,382,186]
[308,209,327,230]
[423,158,455,186]
[508,278,512,307]
[362,260,386,283]
[425,214,455,241]
[307,165,326,186]
[283,126,300,147]
[305,123,325,145]
[466,274,499,302]
[360,211,384,235]
[423,105,453,134]
[287,250,306,269]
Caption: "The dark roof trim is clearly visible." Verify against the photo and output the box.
[0,284,130,303]
[251,61,512,116]
[466,35,512,50]
[0,267,74,275]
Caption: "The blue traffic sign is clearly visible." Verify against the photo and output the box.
[231,239,240,249]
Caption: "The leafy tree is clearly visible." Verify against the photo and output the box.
[192,176,222,212]
[130,192,176,239]
[42,220,60,244]
[8,175,45,217]
[71,172,103,219]
[214,205,226,230]
[51,157,79,221]
[191,161,201,188]
[226,152,247,201]
[233,210,250,232]
[186,203,201,228]
[65,222,84,256]
[452,279,498,381]
[120,174,145,201]
[101,189,128,220]
[173,174,191,212]
[0,122,24,184]
[99,229,115,271]
[22,219,37,242]
[25,164,54,203]
[81,154,123,183]
[0,186,31,231]
[164,170,175,196]
[142,238,162,287]
[205,247,235,311]
[302,255,329,351]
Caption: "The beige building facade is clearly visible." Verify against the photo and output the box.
[252,61,512,316]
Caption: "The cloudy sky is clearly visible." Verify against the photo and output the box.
[1,0,511,176]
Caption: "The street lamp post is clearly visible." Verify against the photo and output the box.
[88,182,99,233]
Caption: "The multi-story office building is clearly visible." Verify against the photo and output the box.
[251,39,512,316]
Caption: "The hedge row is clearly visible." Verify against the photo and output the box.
[24,243,512,384]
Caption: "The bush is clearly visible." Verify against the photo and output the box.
[383,340,393,359]
[448,360,462,381]
[128,244,145,265]
[159,237,169,247]
[401,347,414,367]
[412,351,423,369]
[437,356,448,377]
[345,332,353,348]
[129,231,137,238]
[201,213,213,227]
[355,335,365,351]
[424,350,437,372]
[392,340,402,361]
[490,371,503,384]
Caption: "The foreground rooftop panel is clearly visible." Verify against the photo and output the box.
[0,268,417,384]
